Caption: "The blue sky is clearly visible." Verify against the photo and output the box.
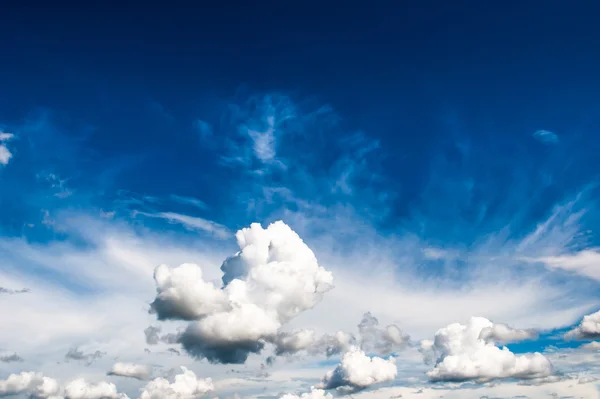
[1,2,600,399]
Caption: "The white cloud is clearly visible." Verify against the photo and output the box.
[522,249,600,281]
[138,366,213,399]
[424,317,553,382]
[108,363,151,381]
[134,211,230,239]
[64,378,129,399]
[0,371,60,398]
[566,310,600,340]
[317,347,397,390]
[169,195,208,211]
[0,131,14,165]
[150,221,334,364]
[581,341,600,350]
[280,388,333,399]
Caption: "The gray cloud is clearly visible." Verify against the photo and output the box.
[65,347,106,366]
[0,353,24,363]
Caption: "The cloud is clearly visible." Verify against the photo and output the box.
[0,371,60,398]
[533,129,559,144]
[134,211,230,239]
[565,310,600,340]
[0,131,14,165]
[0,353,24,363]
[358,312,410,356]
[107,363,151,381]
[478,323,538,344]
[169,195,208,211]
[0,287,30,295]
[317,347,397,390]
[64,348,106,366]
[272,329,355,357]
[150,221,334,364]
[581,341,600,350]
[522,249,600,281]
[280,389,333,399]
[64,378,129,399]
[138,366,213,399]
[423,317,553,382]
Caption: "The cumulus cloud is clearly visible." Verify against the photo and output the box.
[0,371,60,398]
[280,389,333,399]
[138,366,213,399]
[150,221,334,363]
[358,312,410,356]
[317,347,397,390]
[478,323,538,344]
[64,379,129,399]
[424,317,553,382]
[565,310,600,340]
[107,363,151,381]
[580,341,600,350]
[64,348,105,366]
[0,131,14,165]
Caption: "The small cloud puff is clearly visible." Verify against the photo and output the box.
[317,347,397,390]
[423,317,552,382]
[533,129,559,144]
[108,363,152,380]
[0,131,15,165]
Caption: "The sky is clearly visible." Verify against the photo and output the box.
[1,1,600,398]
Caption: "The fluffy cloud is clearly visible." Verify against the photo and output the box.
[478,323,538,344]
[317,347,397,390]
[150,221,334,363]
[138,366,213,399]
[0,371,60,398]
[565,310,600,340]
[423,317,553,382]
[0,131,14,166]
[64,379,129,399]
[280,389,333,399]
[581,341,600,350]
[108,363,151,380]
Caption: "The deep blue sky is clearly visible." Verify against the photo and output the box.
[1,1,600,243]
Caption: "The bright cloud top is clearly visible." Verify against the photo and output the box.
[566,310,600,340]
[138,367,213,399]
[149,221,334,363]
[422,317,553,382]
[317,347,397,390]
